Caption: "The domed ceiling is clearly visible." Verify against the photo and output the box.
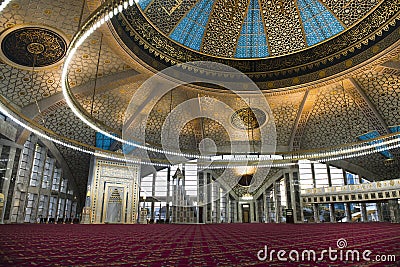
[137,0,364,59]
[112,0,399,89]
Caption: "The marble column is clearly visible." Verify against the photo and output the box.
[345,202,352,222]
[233,200,238,223]
[376,202,384,222]
[238,202,242,223]
[274,181,281,223]
[361,203,368,222]
[313,203,320,223]
[329,203,336,223]
[263,192,268,223]
[254,201,259,222]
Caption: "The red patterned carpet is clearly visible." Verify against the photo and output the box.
[0,223,399,266]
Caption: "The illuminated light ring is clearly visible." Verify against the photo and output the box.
[59,0,400,163]
[0,0,12,13]
[0,102,169,167]
[61,0,210,161]
[1,96,399,170]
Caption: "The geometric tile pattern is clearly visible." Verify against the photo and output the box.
[201,0,249,57]
[321,0,380,27]
[137,0,152,10]
[141,0,198,35]
[78,85,134,131]
[66,32,129,91]
[37,100,96,146]
[0,0,86,38]
[355,71,400,128]
[259,0,306,56]
[169,0,214,51]
[267,91,306,147]
[301,85,371,149]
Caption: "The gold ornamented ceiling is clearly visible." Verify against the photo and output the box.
[0,0,399,199]
[113,0,400,88]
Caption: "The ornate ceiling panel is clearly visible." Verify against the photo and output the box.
[144,0,198,34]
[77,82,140,131]
[117,0,399,89]
[321,0,381,27]
[1,26,67,68]
[266,90,305,146]
[169,0,214,51]
[355,71,400,127]
[133,0,382,59]
[200,0,248,57]
[54,143,91,195]
[301,84,371,149]
[0,62,60,107]
[297,0,344,46]
[66,32,130,90]
[35,100,96,146]
[0,0,129,109]
[235,0,269,58]
[0,0,86,39]
[259,0,306,56]
[346,152,400,180]
[201,118,231,149]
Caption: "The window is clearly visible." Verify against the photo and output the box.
[42,157,55,189]
[299,160,314,189]
[30,144,45,187]
[57,198,66,218]
[60,178,68,193]
[329,165,344,186]
[313,162,329,188]
[154,169,168,197]
[346,172,359,185]
[24,193,37,223]
[52,168,61,191]
[37,195,49,218]
[48,196,57,219]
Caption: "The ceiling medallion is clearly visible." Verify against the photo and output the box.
[231,107,267,130]
[0,25,67,70]
[238,174,253,187]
